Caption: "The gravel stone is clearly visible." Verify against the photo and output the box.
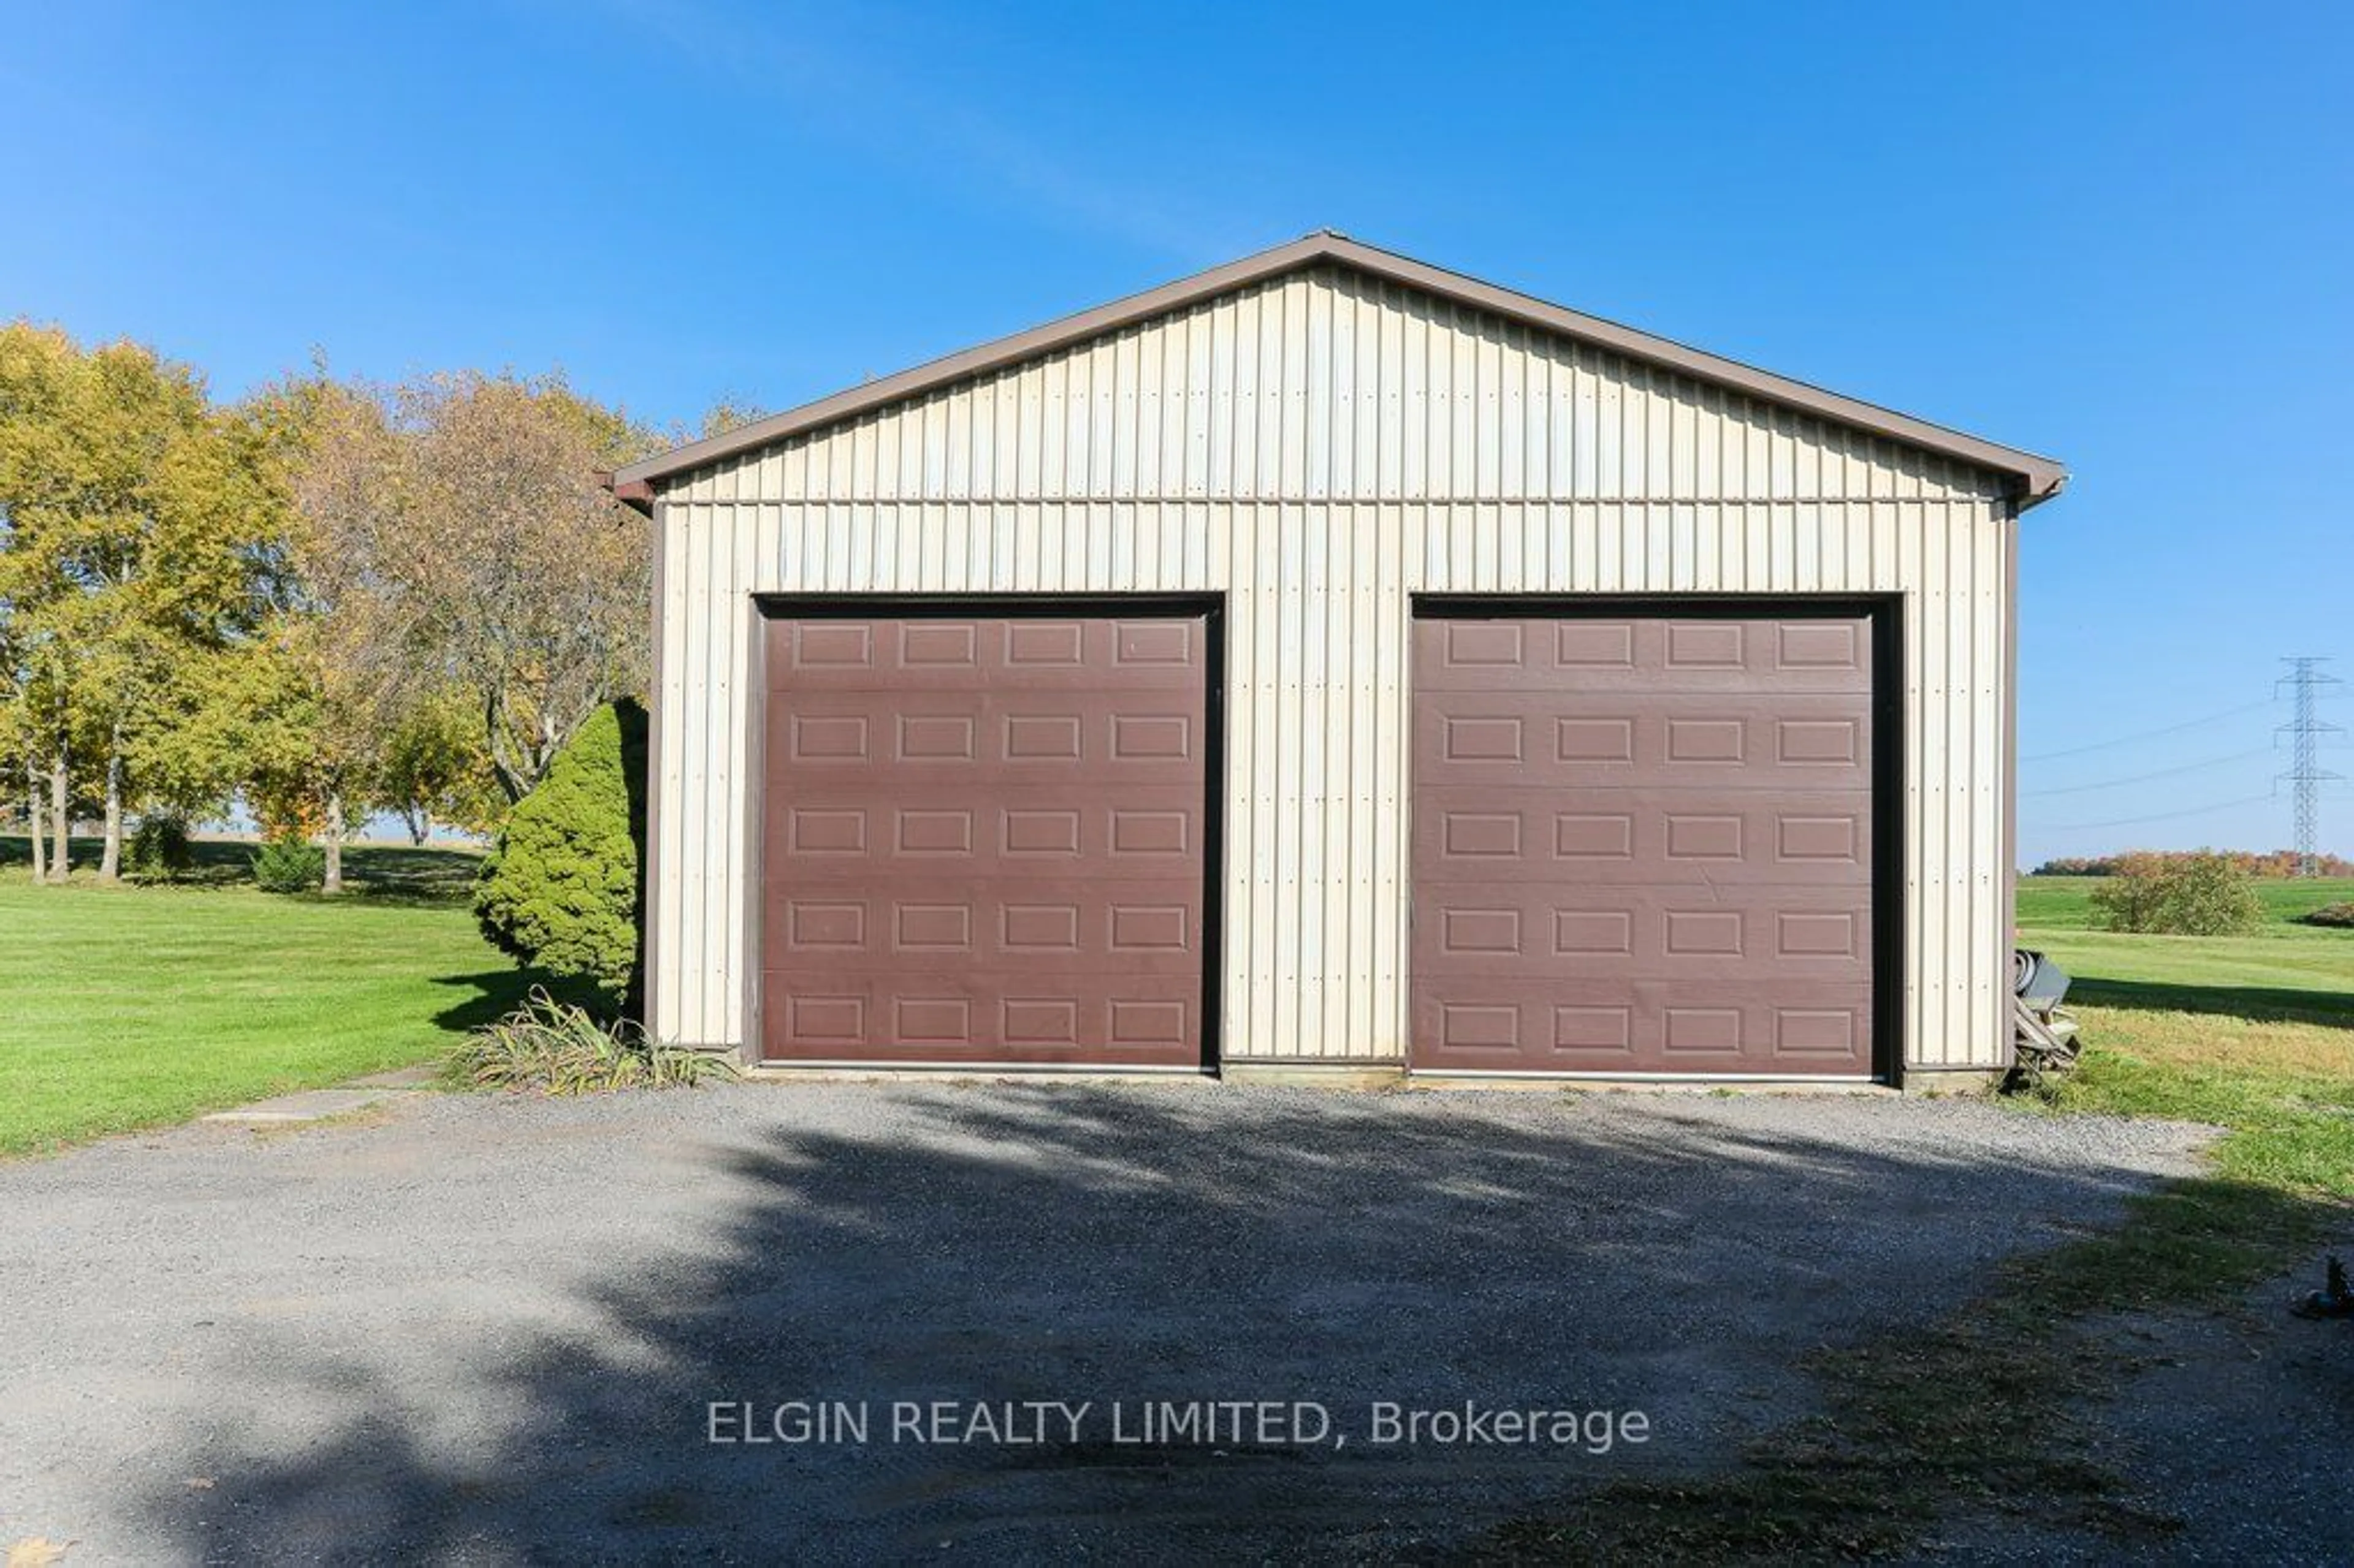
[0,1082,2217,1562]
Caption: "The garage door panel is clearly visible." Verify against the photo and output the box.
[765,701,1205,782]
[769,663,1206,696]
[767,881,1202,968]
[762,612,1208,1066]
[764,972,1200,1065]
[1415,885,1873,977]
[1414,617,1871,695]
[1415,697,1872,788]
[1413,982,1871,1074]
[763,797,1206,883]
[772,932,1205,984]
[1412,610,1875,1078]
[1428,661,1872,697]
[1415,695,1874,748]
[772,782,1206,816]
[1414,793,1872,885]
[769,617,1206,694]
[1412,755,1873,797]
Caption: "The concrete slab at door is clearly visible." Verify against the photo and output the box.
[760,614,1209,1067]
[1411,612,1875,1076]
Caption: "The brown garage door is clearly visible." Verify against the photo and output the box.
[1412,611,1875,1076]
[760,612,1209,1067]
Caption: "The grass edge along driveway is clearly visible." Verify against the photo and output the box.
[1487,880,2354,1560]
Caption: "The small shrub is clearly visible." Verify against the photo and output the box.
[446,988,735,1094]
[250,835,325,894]
[474,701,647,1011]
[2301,902,2354,929]
[126,815,195,881]
[2088,850,2263,935]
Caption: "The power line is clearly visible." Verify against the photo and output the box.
[2277,657,2346,877]
[2019,701,2273,763]
[2021,746,2276,798]
[2036,793,2280,832]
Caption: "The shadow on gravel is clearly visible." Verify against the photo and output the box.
[128,1089,2199,1561]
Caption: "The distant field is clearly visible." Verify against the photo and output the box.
[2015,874,2354,1024]
[2015,875,2354,931]
[1,837,546,1156]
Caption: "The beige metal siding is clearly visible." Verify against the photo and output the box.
[647,269,2015,1071]
[671,271,2006,511]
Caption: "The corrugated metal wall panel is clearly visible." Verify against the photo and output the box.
[649,269,2017,1072]
[672,272,2008,510]
[649,504,685,1045]
[653,496,2012,1070]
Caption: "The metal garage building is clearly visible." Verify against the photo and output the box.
[610,232,2063,1086]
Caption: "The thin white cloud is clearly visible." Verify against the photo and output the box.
[558,0,1259,261]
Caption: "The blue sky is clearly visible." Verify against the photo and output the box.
[4,2,2348,864]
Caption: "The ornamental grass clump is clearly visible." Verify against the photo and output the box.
[448,988,736,1094]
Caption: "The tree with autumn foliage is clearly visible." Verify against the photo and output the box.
[5,332,663,891]
[2089,850,2264,935]
[375,688,505,845]
[219,372,400,892]
[2034,848,2354,879]
[291,371,661,808]
[0,322,281,881]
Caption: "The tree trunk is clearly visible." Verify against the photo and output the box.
[322,791,345,896]
[26,767,47,883]
[97,742,123,882]
[403,807,431,848]
[487,690,530,803]
[47,752,69,882]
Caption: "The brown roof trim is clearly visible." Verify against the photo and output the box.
[613,230,2066,508]
[595,469,656,514]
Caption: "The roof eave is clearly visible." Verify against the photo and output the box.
[2016,466,2068,512]
[595,469,656,516]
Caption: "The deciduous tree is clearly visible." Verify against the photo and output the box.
[294,371,658,805]
[375,688,501,845]
[0,322,273,881]
[2089,850,2264,935]
[698,397,768,439]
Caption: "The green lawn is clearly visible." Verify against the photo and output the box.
[0,837,547,1157]
[2013,869,2354,1227]
[2016,873,2354,930]
[2016,873,2354,1024]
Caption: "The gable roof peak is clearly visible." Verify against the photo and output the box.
[614,233,2063,508]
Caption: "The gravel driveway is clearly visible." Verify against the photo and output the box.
[1,1083,2211,1564]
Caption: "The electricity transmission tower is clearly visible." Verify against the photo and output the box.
[2277,658,2345,877]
